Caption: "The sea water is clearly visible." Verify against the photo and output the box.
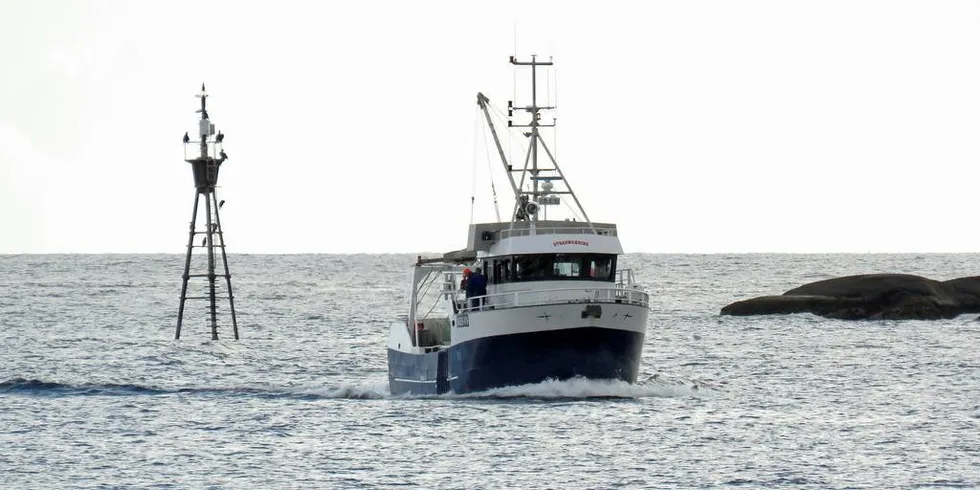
[1,253,978,489]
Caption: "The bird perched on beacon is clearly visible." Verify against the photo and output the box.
[183,132,190,144]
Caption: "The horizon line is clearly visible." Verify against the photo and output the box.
[2,251,980,256]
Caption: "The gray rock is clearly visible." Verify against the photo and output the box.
[721,273,980,320]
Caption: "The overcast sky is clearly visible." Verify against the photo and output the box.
[2,1,980,254]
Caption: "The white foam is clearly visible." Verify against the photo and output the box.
[456,376,715,399]
[298,381,390,399]
[296,376,717,400]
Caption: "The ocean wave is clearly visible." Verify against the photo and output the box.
[0,377,710,401]
[0,378,172,396]
[0,378,387,400]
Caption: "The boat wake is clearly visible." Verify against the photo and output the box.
[452,376,717,400]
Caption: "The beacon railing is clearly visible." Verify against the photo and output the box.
[497,225,618,239]
[458,285,649,314]
[183,140,223,161]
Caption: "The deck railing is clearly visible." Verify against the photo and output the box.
[457,285,649,314]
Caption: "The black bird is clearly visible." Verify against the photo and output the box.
[201,237,207,247]
[219,150,228,161]
[219,200,225,209]
[215,131,224,143]
[183,132,189,143]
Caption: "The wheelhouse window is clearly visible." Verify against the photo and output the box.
[491,253,616,283]
[552,254,581,278]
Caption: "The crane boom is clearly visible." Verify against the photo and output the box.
[476,93,519,197]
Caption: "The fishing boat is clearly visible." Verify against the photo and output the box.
[387,55,650,395]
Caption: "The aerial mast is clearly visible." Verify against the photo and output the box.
[475,56,595,233]
[509,55,554,229]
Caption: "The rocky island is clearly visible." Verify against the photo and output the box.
[721,274,980,320]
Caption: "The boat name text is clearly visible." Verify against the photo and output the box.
[553,239,589,247]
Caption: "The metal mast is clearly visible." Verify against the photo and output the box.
[475,56,595,233]
[510,54,551,221]
[175,84,239,340]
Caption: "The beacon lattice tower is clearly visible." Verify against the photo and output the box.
[175,84,239,340]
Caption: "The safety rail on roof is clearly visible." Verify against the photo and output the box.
[617,268,636,286]
[498,225,618,240]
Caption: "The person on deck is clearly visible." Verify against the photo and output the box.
[466,267,487,310]
[460,268,472,311]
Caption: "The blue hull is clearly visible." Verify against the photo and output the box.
[387,348,448,395]
[387,326,644,395]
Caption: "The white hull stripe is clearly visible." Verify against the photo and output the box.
[391,378,436,384]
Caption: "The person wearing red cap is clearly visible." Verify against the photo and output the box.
[460,268,472,291]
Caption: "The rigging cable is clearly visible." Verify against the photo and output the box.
[555,64,559,111]
[483,124,502,222]
[489,102,531,198]
[474,105,504,222]
[417,274,441,320]
[470,107,480,224]
[500,105,533,195]
[563,197,583,222]
[490,103,529,161]
[553,64,558,161]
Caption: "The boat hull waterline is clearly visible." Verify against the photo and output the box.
[388,304,648,395]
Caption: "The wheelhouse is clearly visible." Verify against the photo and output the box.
[486,253,617,284]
